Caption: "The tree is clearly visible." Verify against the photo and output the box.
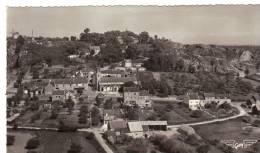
[63,37,69,41]
[25,138,40,149]
[190,110,203,118]
[125,44,140,59]
[188,64,196,73]
[7,135,15,146]
[245,68,250,76]
[65,97,75,112]
[32,70,39,79]
[68,143,82,153]
[15,35,25,54]
[103,98,113,109]
[91,107,101,126]
[125,106,140,120]
[126,138,147,153]
[218,102,232,110]
[95,94,104,107]
[196,144,210,153]
[139,31,150,44]
[256,86,260,93]
[176,59,185,71]
[84,28,90,34]
[70,36,77,41]
[118,81,137,93]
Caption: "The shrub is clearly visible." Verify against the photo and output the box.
[25,138,40,150]
[241,116,252,123]
[185,134,200,146]
[30,112,41,123]
[68,143,82,153]
[196,144,210,153]
[190,110,203,118]
[85,132,94,140]
[78,115,87,124]
[219,102,232,110]
[50,111,58,119]
[27,151,37,153]
[7,135,15,146]
[217,143,234,153]
[252,120,260,127]
[58,121,77,132]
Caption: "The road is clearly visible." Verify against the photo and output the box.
[167,102,247,129]
[7,103,247,153]
[78,128,114,153]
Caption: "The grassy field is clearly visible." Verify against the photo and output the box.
[16,106,89,128]
[7,131,34,153]
[7,130,101,153]
[193,117,260,153]
[152,101,214,124]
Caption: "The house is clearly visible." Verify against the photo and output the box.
[52,90,66,102]
[68,54,79,59]
[108,119,128,133]
[187,93,204,110]
[123,87,152,108]
[98,76,138,94]
[187,92,232,110]
[203,93,231,105]
[39,101,53,110]
[44,81,53,95]
[39,95,51,101]
[127,121,167,133]
[124,59,132,68]
[53,77,88,91]
[100,70,125,78]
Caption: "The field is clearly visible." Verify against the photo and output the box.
[15,105,90,128]
[193,117,260,153]
[152,101,214,125]
[7,131,34,153]
[7,130,102,153]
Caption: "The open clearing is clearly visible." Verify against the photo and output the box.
[7,130,100,153]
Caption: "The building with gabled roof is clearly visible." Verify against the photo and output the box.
[98,76,138,94]
[53,77,88,91]
[108,119,128,133]
[123,87,152,108]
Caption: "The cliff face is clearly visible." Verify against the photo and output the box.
[171,43,260,74]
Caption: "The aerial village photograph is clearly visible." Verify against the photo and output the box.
[5,5,260,153]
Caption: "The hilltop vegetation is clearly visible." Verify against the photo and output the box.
[7,28,260,96]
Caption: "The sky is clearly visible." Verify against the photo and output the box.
[7,5,260,45]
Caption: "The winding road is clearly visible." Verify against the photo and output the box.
[167,102,247,129]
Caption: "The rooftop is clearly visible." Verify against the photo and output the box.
[101,69,124,74]
[108,119,128,130]
[52,90,65,95]
[128,122,143,132]
[124,87,139,92]
[99,77,137,84]
[53,77,88,84]
[188,93,201,100]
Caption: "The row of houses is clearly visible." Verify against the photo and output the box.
[23,77,89,102]
[187,92,231,110]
